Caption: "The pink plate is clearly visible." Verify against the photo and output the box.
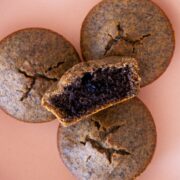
[0,0,179,180]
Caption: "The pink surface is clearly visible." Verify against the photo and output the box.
[0,0,179,179]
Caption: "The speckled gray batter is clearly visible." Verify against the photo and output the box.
[0,28,80,122]
[81,0,175,86]
[58,98,157,180]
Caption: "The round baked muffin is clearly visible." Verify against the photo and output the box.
[58,97,157,180]
[42,56,140,126]
[81,0,175,86]
[0,28,80,123]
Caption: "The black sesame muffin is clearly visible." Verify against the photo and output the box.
[42,56,140,126]
[81,0,175,87]
[58,97,157,180]
[0,28,80,123]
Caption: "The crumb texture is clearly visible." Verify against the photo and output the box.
[58,98,157,180]
[50,65,138,120]
[81,0,175,86]
[0,28,80,122]
[43,56,140,123]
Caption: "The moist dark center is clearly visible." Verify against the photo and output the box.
[50,66,134,120]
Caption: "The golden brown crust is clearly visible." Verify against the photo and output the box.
[42,56,140,126]
[44,95,135,127]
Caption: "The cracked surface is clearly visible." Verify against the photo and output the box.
[81,0,175,86]
[42,56,140,125]
[0,28,80,122]
[58,98,157,180]
[45,61,65,73]
[104,23,151,56]
[82,136,130,163]
[17,68,57,101]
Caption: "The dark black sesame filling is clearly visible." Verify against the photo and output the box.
[50,66,135,120]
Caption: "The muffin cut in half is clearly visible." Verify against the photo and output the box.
[42,56,140,126]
